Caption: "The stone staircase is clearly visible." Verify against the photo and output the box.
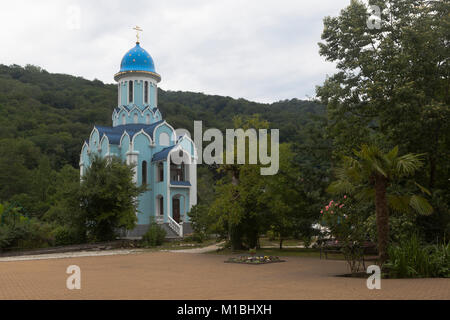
[160,223,183,240]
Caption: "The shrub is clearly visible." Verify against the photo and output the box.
[52,225,83,246]
[142,224,166,247]
[183,233,205,243]
[0,225,12,249]
[18,219,54,249]
[385,234,450,278]
[321,196,367,273]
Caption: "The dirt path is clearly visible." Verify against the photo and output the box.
[163,242,223,253]
[0,249,143,262]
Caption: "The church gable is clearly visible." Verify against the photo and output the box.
[153,122,176,148]
[132,130,153,148]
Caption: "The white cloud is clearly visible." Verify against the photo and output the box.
[0,0,350,103]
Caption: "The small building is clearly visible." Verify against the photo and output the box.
[80,39,197,238]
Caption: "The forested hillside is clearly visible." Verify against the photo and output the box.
[0,64,323,170]
[0,64,327,217]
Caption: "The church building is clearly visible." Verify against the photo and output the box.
[80,33,197,238]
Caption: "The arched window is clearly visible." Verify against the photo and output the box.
[158,162,164,182]
[146,114,150,124]
[159,132,170,146]
[142,161,147,185]
[133,113,138,123]
[128,80,133,103]
[122,114,126,125]
[144,81,149,104]
[159,196,164,215]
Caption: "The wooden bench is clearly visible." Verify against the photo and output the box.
[320,240,378,268]
[319,240,342,259]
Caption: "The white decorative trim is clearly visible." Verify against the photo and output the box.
[114,105,158,119]
[152,121,177,144]
[131,129,153,148]
[89,127,99,144]
[128,105,143,117]
[100,134,111,155]
[170,184,192,188]
[119,131,131,149]
[178,134,198,159]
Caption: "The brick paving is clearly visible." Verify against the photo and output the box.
[0,251,448,300]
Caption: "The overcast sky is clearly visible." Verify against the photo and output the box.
[0,0,351,103]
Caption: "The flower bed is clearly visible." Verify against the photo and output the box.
[225,255,285,265]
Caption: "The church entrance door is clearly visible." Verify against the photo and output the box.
[172,198,180,223]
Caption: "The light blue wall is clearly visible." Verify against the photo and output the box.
[134,133,152,224]
[120,134,130,159]
[81,143,90,172]
[120,80,156,109]
[134,81,143,106]
[152,161,168,222]
[179,138,195,158]
[153,124,176,153]
[100,137,109,157]
[120,82,127,105]
[150,83,156,108]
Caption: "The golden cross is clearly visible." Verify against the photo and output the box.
[133,26,143,43]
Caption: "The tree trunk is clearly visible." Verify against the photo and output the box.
[230,226,244,251]
[374,174,389,265]
[230,168,242,251]
[279,238,283,250]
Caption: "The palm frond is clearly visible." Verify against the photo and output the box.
[371,158,388,177]
[354,187,375,202]
[414,182,432,196]
[386,146,399,162]
[383,146,398,169]
[395,153,423,177]
[388,194,411,213]
[327,180,355,195]
[409,195,433,216]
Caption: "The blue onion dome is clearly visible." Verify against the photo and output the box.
[115,42,161,82]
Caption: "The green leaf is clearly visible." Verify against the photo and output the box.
[388,195,411,213]
[414,182,431,196]
[409,195,433,216]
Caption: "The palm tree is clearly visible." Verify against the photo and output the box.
[328,144,433,264]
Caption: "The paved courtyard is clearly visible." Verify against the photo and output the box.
[0,251,448,300]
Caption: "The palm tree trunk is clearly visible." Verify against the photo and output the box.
[374,174,389,264]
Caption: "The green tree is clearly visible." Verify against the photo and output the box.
[212,115,270,250]
[78,156,146,241]
[316,0,449,190]
[260,144,309,249]
[328,144,433,264]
